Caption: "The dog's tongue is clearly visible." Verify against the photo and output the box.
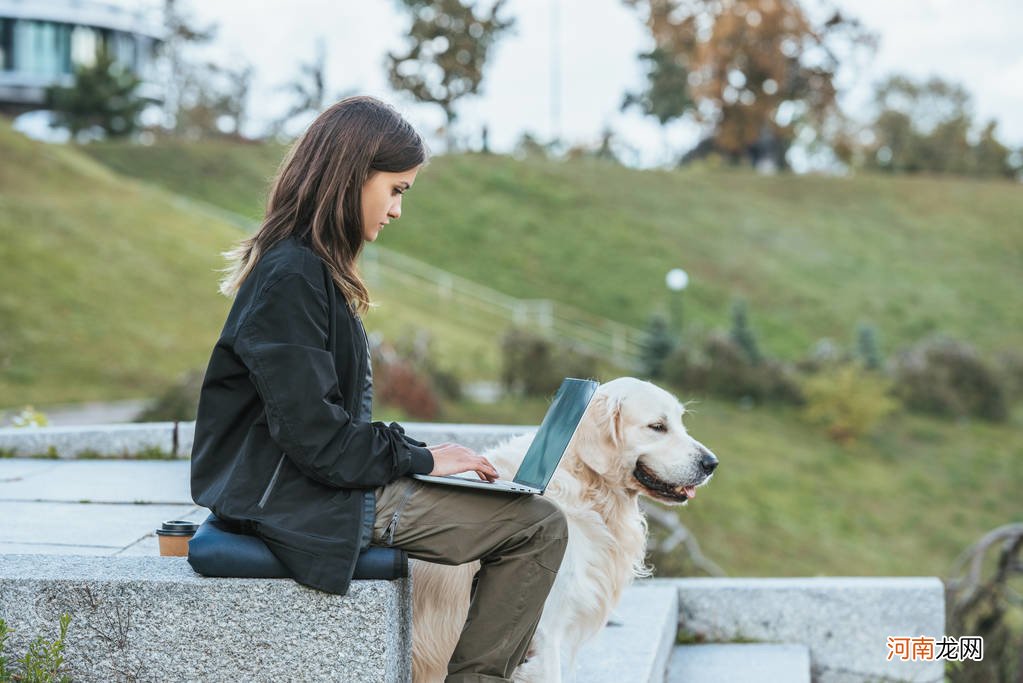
[684,486,696,499]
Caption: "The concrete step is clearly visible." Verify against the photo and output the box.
[667,643,811,683]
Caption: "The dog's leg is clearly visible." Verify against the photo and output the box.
[411,560,477,683]
[512,630,561,683]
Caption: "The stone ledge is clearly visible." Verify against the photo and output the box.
[573,583,678,682]
[0,422,535,459]
[649,577,945,683]
[0,554,411,683]
[0,422,178,458]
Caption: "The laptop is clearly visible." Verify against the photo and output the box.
[412,378,599,494]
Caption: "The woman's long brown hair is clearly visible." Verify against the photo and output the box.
[217,96,428,314]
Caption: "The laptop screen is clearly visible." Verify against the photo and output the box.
[513,378,599,490]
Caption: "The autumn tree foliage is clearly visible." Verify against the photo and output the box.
[622,0,875,168]
[388,0,515,149]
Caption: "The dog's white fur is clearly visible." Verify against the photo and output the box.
[411,377,716,682]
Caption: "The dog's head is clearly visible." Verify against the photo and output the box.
[571,377,718,505]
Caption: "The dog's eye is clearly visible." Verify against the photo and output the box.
[649,423,667,433]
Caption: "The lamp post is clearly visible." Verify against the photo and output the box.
[665,268,689,336]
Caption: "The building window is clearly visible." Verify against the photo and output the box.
[70,25,98,68]
[12,20,71,78]
[1,19,13,71]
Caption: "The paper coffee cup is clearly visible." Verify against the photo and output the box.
[156,520,199,557]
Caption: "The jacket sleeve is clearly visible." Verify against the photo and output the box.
[233,273,434,488]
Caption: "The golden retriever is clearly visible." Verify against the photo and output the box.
[411,377,718,682]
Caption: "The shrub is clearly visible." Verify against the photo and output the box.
[8,406,49,428]
[892,337,1009,422]
[668,334,803,405]
[135,369,204,422]
[499,327,598,397]
[0,613,72,683]
[803,364,898,444]
[995,349,1023,402]
[796,337,851,374]
[371,342,441,421]
[387,330,463,401]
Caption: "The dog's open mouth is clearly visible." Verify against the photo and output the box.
[633,461,696,503]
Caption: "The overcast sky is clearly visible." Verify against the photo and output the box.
[167,0,1022,169]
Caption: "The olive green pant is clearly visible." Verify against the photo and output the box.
[373,477,569,683]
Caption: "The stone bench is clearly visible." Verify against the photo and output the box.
[0,555,411,683]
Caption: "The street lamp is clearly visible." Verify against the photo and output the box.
[665,268,689,335]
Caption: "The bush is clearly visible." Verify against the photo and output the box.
[371,341,441,421]
[995,349,1023,402]
[499,327,598,397]
[892,337,1009,422]
[666,334,803,405]
[387,330,463,401]
[7,406,49,428]
[0,613,72,683]
[803,364,898,444]
[136,369,204,422]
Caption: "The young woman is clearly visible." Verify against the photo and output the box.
[190,95,568,681]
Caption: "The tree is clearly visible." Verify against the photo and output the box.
[173,60,254,139]
[271,38,326,136]
[854,322,882,371]
[639,314,677,379]
[387,0,515,150]
[45,44,147,139]
[159,0,217,131]
[622,0,876,169]
[729,299,761,365]
[864,74,1019,179]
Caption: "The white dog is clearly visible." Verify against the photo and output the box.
[411,377,718,682]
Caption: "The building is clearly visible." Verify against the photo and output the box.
[0,0,163,114]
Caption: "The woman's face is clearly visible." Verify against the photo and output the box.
[361,166,420,242]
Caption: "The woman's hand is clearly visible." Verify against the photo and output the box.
[427,443,499,482]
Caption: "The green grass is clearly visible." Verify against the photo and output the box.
[0,121,240,406]
[647,398,1023,577]
[81,142,1023,361]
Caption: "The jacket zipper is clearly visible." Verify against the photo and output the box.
[257,452,287,509]
[383,480,417,546]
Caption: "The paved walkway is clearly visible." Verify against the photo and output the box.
[0,458,204,557]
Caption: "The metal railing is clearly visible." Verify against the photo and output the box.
[362,246,644,369]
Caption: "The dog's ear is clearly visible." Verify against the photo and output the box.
[575,392,623,476]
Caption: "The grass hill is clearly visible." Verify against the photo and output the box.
[0,121,239,406]
[82,141,1023,362]
[4,128,1021,582]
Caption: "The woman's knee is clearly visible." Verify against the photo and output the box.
[526,496,568,542]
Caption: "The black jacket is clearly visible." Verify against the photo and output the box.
[191,235,434,595]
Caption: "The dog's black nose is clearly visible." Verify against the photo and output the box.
[699,447,719,475]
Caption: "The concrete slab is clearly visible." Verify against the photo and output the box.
[651,577,945,683]
[668,644,811,683]
[115,506,210,557]
[0,459,191,503]
[0,459,63,482]
[0,501,200,548]
[0,542,120,556]
[573,583,678,683]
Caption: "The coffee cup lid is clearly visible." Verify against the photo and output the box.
[156,520,199,536]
